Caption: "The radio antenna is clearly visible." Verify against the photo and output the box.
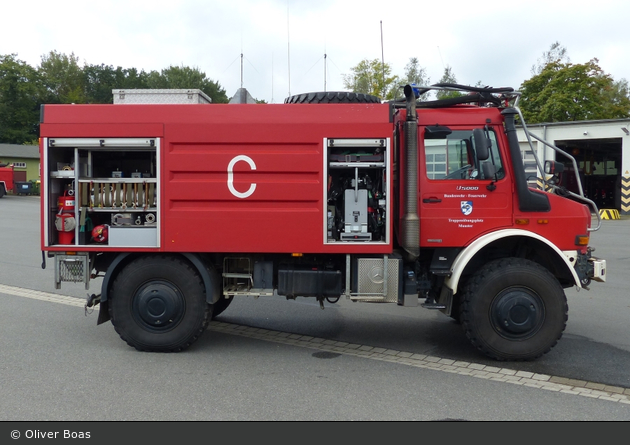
[287,3,291,97]
[380,21,385,88]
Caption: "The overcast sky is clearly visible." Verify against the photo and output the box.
[2,0,629,103]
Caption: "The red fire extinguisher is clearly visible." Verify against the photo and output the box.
[55,190,76,244]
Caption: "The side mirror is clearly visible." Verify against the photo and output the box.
[473,128,490,161]
[544,160,565,175]
[544,160,564,187]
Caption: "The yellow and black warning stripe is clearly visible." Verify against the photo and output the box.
[622,175,630,215]
[599,208,621,220]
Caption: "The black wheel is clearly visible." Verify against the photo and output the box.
[460,258,568,361]
[109,255,212,352]
[284,91,382,104]
[211,296,234,318]
[0,184,5,198]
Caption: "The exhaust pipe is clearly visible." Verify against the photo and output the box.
[401,85,420,261]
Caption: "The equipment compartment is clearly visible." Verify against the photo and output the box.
[44,138,160,248]
[324,138,390,244]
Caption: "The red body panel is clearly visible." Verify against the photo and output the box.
[40,103,394,254]
[40,102,591,255]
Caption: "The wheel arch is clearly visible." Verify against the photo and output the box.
[445,229,580,295]
[98,252,221,324]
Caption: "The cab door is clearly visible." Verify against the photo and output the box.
[419,126,513,247]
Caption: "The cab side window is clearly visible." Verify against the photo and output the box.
[425,129,504,180]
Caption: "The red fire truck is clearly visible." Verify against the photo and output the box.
[0,163,15,197]
[39,84,606,360]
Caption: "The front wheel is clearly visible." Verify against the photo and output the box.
[109,255,212,352]
[460,258,568,361]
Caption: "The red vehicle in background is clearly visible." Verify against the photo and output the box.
[0,163,14,197]
[38,83,607,360]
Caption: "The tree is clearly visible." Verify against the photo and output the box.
[83,64,150,103]
[404,57,431,100]
[436,65,463,99]
[519,58,630,123]
[146,65,228,103]
[531,41,570,76]
[0,54,43,144]
[38,51,85,103]
[343,59,399,100]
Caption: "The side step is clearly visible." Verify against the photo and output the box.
[421,296,446,310]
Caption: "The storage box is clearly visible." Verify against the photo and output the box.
[112,89,212,104]
[277,268,342,298]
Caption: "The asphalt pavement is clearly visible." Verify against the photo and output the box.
[1,194,629,421]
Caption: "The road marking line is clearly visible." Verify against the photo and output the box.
[2,283,629,405]
[0,284,86,307]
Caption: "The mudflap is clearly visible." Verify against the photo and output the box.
[97,300,110,325]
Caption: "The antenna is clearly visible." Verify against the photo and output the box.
[240,52,243,89]
[324,53,327,92]
[380,21,385,88]
[287,3,291,97]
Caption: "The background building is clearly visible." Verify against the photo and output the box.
[0,144,40,183]
[518,119,630,215]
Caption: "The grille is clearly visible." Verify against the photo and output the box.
[59,259,85,282]
[55,254,89,289]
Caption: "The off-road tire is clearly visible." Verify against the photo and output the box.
[285,91,381,104]
[109,255,212,352]
[460,257,568,361]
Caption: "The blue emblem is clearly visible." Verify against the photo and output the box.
[461,201,473,216]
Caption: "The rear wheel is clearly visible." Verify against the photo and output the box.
[460,258,567,361]
[109,255,212,352]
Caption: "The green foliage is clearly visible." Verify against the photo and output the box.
[147,65,228,103]
[83,65,150,104]
[519,59,630,123]
[0,51,231,143]
[0,54,43,144]
[38,51,85,104]
[342,59,399,100]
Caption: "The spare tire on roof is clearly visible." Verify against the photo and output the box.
[284,91,382,104]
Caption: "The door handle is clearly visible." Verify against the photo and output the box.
[423,198,442,203]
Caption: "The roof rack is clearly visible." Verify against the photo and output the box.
[390,83,519,109]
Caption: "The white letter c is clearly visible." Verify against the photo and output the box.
[227,155,257,198]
